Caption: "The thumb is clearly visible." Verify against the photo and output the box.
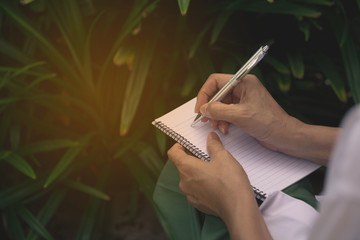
[207,132,225,158]
[200,102,241,124]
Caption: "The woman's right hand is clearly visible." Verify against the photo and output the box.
[195,73,297,153]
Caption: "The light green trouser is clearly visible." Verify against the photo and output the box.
[153,160,318,240]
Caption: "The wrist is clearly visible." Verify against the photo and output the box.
[223,194,272,240]
[276,117,339,165]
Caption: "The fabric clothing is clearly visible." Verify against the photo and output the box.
[308,105,360,240]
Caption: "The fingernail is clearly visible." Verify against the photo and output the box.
[208,132,218,140]
[200,104,208,116]
[219,125,226,134]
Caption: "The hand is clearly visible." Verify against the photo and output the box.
[168,132,272,239]
[195,74,299,153]
[195,73,339,165]
[168,132,254,217]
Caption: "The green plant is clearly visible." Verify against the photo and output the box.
[0,0,176,238]
[179,0,360,125]
[1,0,359,239]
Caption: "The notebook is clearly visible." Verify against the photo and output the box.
[152,98,320,201]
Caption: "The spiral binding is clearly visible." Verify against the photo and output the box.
[153,120,267,201]
[252,187,267,201]
[154,121,210,161]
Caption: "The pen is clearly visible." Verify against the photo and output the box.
[191,45,269,127]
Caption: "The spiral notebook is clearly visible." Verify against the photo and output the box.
[152,98,320,201]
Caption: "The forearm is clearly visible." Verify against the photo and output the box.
[280,117,340,166]
[223,195,273,240]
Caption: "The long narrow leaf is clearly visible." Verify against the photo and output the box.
[329,14,360,102]
[75,167,109,240]
[17,205,54,240]
[264,55,290,75]
[177,0,190,16]
[188,21,212,59]
[26,73,57,90]
[0,179,43,209]
[26,189,67,240]
[65,180,110,201]
[287,50,304,79]
[233,1,321,18]
[11,61,45,78]
[122,154,155,201]
[43,134,92,188]
[132,142,163,177]
[6,209,26,240]
[119,22,161,136]
[0,3,79,82]
[210,10,232,45]
[314,54,347,102]
[3,152,36,179]
[98,0,159,86]
[19,139,79,156]
[0,38,33,65]
[294,0,334,6]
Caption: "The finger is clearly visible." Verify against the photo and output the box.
[195,74,233,113]
[206,132,225,158]
[200,102,242,125]
[218,121,229,134]
[210,119,218,129]
[167,143,188,166]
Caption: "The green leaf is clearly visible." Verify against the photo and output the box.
[75,167,109,240]
[357,0,360,9]
[2,151,37,179]
[98,0,159,85]
[65,180,110,201]
[26,73,57,90]
[132,141,163,177]
[177,0,190,16]
[122,154,156,201]
[10,124,21,150]
[17,205,55,240]
[329,14,360,102]
[294,0,334,6]
[287,50,304,79]
[12,61,45,77]
[264,55,290,75]
[233,1,321,18]
[26,189,66,240]
[210,10,232,45]
[0,3,79,82]
[188,22,212,59]
[180,72,197,98]
[0,179,43,209]
[0,38,33,65]
[119,26,160,136]
[298,20,311,41]
[273,72,292,92]
[19,139,79,156]
[20,0,36,5]
[314,54,347,102]
[0,97,19,105]
[6,209,26,240]
[43,134,91,188]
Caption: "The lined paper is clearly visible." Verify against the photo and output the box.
[153,98,320,198]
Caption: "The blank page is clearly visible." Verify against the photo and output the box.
[153,98,320,198]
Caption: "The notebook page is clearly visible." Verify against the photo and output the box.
[154,98,320,196]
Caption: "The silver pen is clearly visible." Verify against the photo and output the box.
[191,45,269,127]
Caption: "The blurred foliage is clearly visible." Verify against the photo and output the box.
[0,0,359,239]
